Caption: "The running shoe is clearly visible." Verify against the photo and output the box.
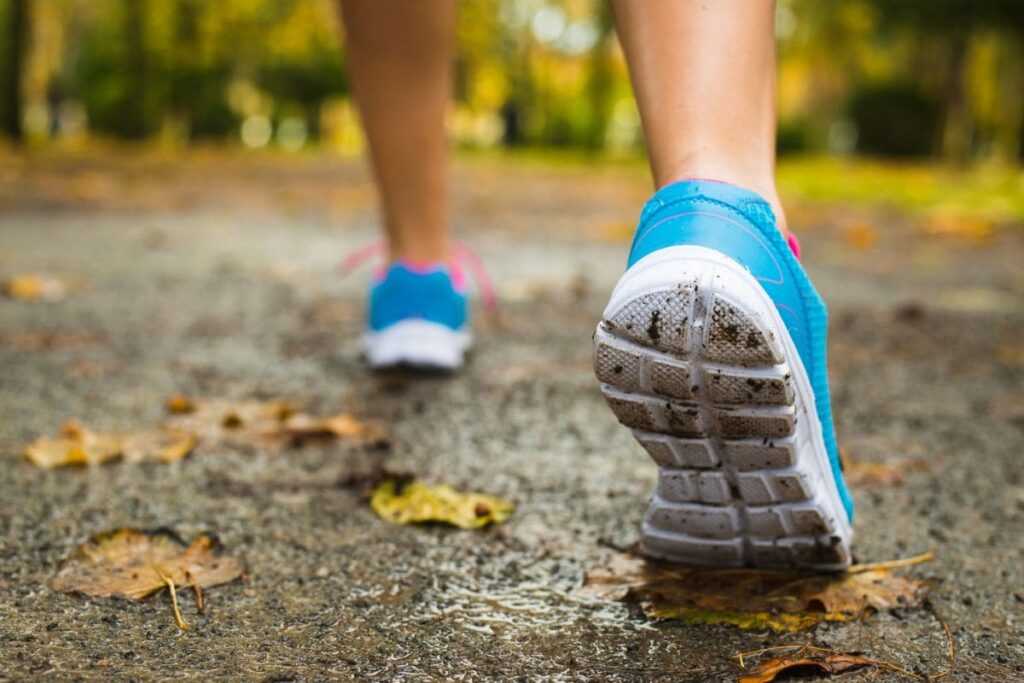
[364,261,471,371]
[593,179,853,569]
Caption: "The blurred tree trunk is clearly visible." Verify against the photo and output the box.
[940,28,973,162]
[2,0,29,141]
[304,101,321,140]
[583,4,615,152]
[172,0,197,138]
[123,0,148,139]
[500,27,532,147]
[991,33,1024,165]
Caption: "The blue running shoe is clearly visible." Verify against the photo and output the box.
[364,262,471,370]
[594,180,853,569]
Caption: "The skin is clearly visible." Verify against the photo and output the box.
[339,0,787,263]
[611,0,787,230]
[338,0,457,263]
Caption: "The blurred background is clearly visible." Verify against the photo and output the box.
[1,0,1023,158]
[0,0,1022,228]
[2,7,1023,676]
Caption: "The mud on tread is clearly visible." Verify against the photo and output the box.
[594,255,850,570]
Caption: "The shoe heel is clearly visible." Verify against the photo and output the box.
[595,246,852,570]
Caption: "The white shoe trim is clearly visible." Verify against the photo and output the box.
[363,319,471,370]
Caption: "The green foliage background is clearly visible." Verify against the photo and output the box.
[2,0,1022,163]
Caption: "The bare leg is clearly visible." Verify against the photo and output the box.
[611,0,787,230]
[339,0,456,262]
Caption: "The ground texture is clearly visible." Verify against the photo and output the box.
[0,152,1022,681]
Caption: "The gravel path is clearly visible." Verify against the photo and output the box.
[1,154,1021,680]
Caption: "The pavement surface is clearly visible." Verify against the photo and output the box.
[0,152,1022,681]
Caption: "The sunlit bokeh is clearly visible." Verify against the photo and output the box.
[0,0,1020,165]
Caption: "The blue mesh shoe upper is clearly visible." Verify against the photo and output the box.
[368,263,468,333]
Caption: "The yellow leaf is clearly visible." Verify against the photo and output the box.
[370,479,514,530]
[650,607,840,632]
[4,274,69,301]
[23,421,194,468]
[24,438,103,468]
[121,430,196,464]
[581,552,935,633]
[24,422,123,468]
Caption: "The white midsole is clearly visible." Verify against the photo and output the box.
[363,319,471,370]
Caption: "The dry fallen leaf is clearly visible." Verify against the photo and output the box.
[997,346,1024,367]
[843,222,877,251]
[739,649,880,683]
[3,274,71,301]
[370,478,515,529]
[0,330,102,350]
[121,430,198,464]
[598,219,635,244]
[839,446,931,487]
[580,552,935,633]
[52,528,243,598]
[280,412,388,446]
[51,528,244,629]
[165,394,196,414]
[23,421,195,468]
[737,604,955,681]
[26,397,383,470]
[922,210,996,243]
[25,421,125,467]
[844,458,931,487]
[164,398,295,446]
[163,396,386,451]
[24,437,115,468]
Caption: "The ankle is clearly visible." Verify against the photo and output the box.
[387,241,452,265]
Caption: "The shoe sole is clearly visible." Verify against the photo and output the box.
[364,319,471,371]
[594,246,852,570]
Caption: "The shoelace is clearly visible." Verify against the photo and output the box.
[338,240,498,312]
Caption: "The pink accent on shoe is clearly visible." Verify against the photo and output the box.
[451,242,496,311]
[786,233,802,260]
[445,260,468,291]
[339,242,386,276]
[338,240,496,311]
